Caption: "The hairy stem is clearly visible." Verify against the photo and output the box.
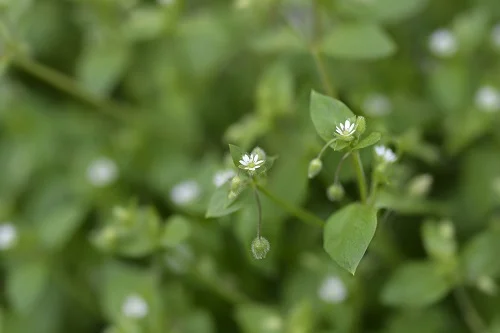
[334,152,351,184]
[318,137,337,159]
[453,287,487,333]
[256,184,324,227]
[352,151,368,203]
[252,186,262,238]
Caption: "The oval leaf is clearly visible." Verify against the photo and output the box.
[320,23,396,60]
[381,261,453,307]
[353,132,381,150]
[323,203,377,274]
[161,215,192,248]
[229,144,245,168]
[310,91,355,142]
[206,183,245,218]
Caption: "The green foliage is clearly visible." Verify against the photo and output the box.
[1,0,500,332]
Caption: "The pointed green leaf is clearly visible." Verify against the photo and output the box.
[229,144,246,168]
[206,183,245,218]
[353,132,381,150]
[381,261,453,307]
[323,203,377,274]
[310,91,355,142]
[461,229,500,281]
[161,215,192,248]
[320,23,396,60]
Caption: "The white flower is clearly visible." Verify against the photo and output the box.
[0,223,17,250]
[335,119,356,137]
[122,294,148,319]
[170,180,201,205]
[491,24,500,50]
[374,145,397,163]
[86,157,118,187]
[212,169,236,188]
[318,276,347,304]
[428,29,458,57]
[239,153,264,172]
[475,86,500,113]
[363,93,392,116]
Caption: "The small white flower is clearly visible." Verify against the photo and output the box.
[363,93,392,116]
[428,29,458,57]
[491,24,500,50]
[212,169,236,188]
[0,223,17,250]
[335,119,356,137]
[86,157,118,187]
[318,276,347,304]
[374,145,397,163]
[239,153,264,172]
[475,86,500,112]
[170,180,201,205]
[122,294,148,319]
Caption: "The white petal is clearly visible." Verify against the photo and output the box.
[336,127,342,134]
[253,154,259,162]
[345,120,351,128]
[339,123,344,130]
[255,160,264,165]
[243,155,251,162]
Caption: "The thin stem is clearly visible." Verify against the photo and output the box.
[453,287,487,333]
[318,137,337,159]
[311,48,335,97]
[334,152,350,184]
[368,169,379,206]
[12,56,128,121]
[253,187,262,238]
[256,184,324,227]
[352,151,368,203]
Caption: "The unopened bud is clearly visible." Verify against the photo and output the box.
[251,147,267,161]
[355,116,366,135]
[251,236,270,260]
[228,191,239,201]
[327,184,345,201]
[231,175,242,191]
[308,158,323,179]
[407,174,433,197]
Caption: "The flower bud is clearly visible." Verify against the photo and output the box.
[407,174,433,197]
[231,175,242,191]
[355,116,366,135]
[228,191,239,201]
[327,184,345,201]
[251,146,267,161]
[251,236,270,259]
[308,158,323,179]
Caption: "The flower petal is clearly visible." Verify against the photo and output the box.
[255,160,264,165]
[345,120,351,128]
[339,123,344,130]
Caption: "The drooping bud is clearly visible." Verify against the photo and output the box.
[251,146,267,161]
[231,175,242,191]
[327,183,345,201]
[251,236,270,260]
[308,158,323,179]
[407,174,433,197]
[228,191,239,201]
[355,116,366,135]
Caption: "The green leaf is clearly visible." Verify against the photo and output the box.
[310,91,355,142]
[323,203,377,274]
[336,0,428,23]
[320,23,396,60]
[353,132,381,150]
[229,144,246,168]
[7,261,50,314]
[421,220,457,262]
[161,215,192,248]
[206,183,244,218]
[235,304,282,333]
[461,229,500,281]
[381,261,453,307]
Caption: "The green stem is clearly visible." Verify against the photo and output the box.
[256,184,324,227]
[318,137,337,159]
[311,48,335,97]
[334,152,350,184]
[453,287,487,333]
[352,151,368,203]
[368,170,379,206]
[12,56,128,121]
[252,185,262,238]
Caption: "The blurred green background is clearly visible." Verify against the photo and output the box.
[1,0,500,332]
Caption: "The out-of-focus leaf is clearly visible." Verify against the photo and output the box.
[336,0,428,23]
[381,261,453,307]
[320,23,396,60]
[256,62,294,118]
[235,304,283,333]
[323,203,377,274]
[206,183,245,218]
[161,215,192,248]
[353,132,381,150]
[421,219,457,262]
[461,229,500,281]
[7,261,50,314]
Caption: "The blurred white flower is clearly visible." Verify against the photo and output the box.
[428,29,458,57]
[335,119,356,138]
[212,169,236,188]
[239,154,264,172]
[374,145,397,163]
[122,294,148,319]
[318,276,347,303]
[263,315,283,331]
[407,174,433,197]
[475,86,500,113]
[86,157,118,187]
[491,24,500,50]
[0,223,17,250]
[235,0,251,9]
[363,93,392,116]
[170,180,201,205]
